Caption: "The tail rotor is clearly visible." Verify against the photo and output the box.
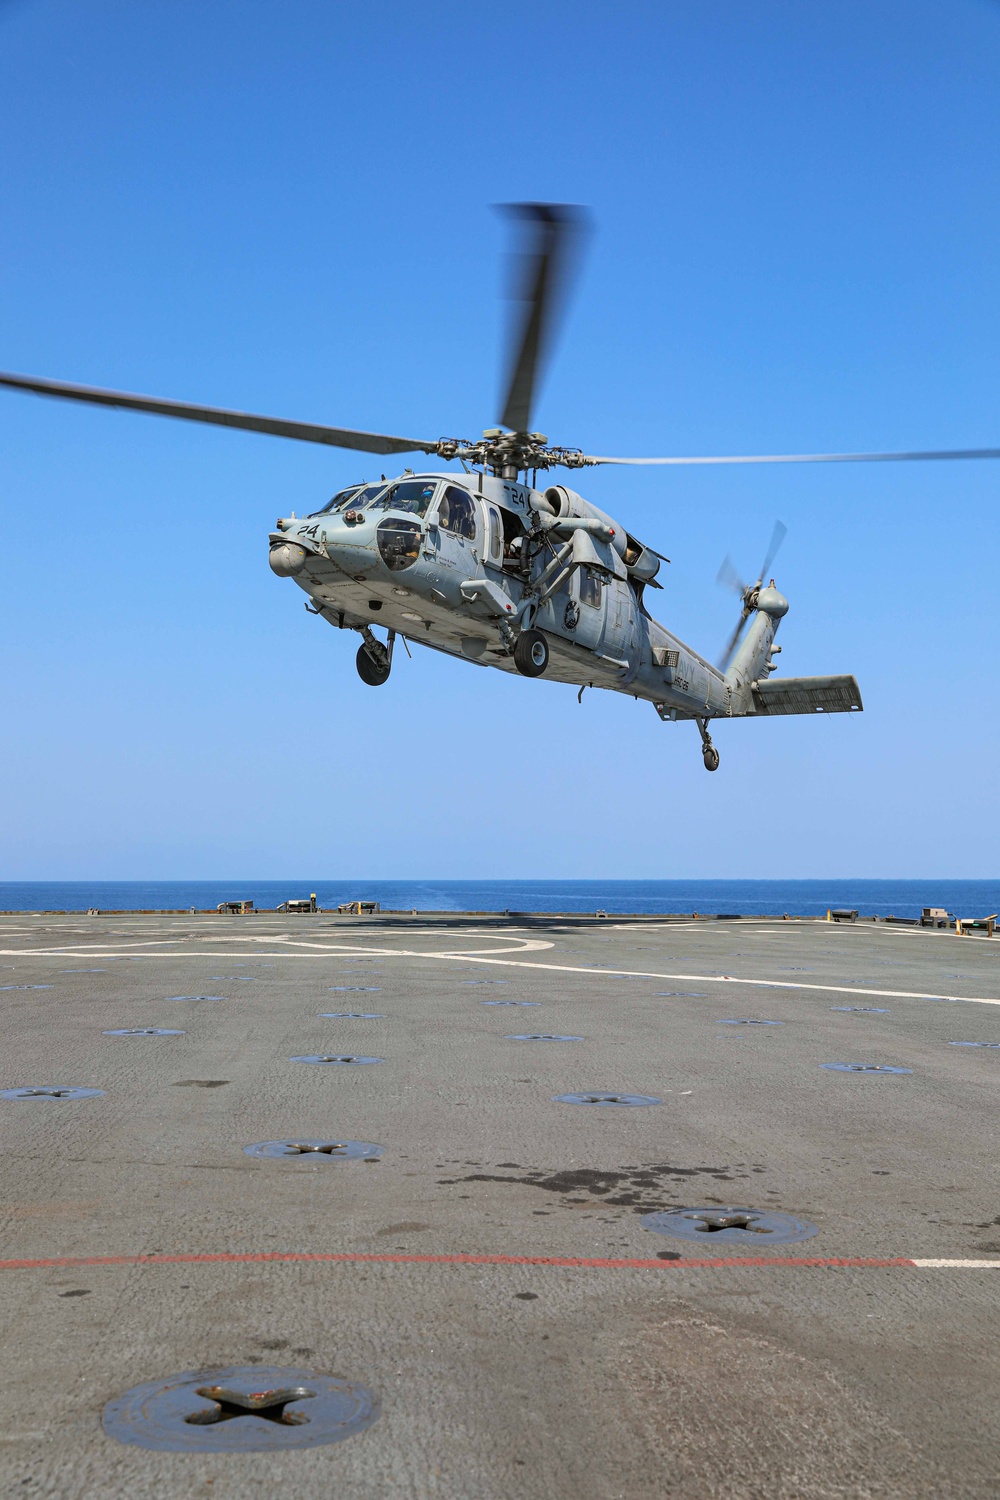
[716,520,786,671]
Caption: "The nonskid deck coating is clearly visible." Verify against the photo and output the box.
[1,911,998,1497]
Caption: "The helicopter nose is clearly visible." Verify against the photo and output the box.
[269,541,308,576]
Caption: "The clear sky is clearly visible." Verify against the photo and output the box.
[0,0,997,880]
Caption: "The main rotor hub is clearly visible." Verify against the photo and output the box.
[433,431,591,475]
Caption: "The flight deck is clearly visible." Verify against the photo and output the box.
[1,910,998,1498]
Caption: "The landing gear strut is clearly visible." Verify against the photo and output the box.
[356,627,394,687]
[696,717,720,772]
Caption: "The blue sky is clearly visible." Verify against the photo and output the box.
[0,0,997,879]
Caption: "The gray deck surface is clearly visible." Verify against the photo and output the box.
[0,910,998,1498]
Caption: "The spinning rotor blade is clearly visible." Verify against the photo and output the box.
[0,372,439,458]
[498,203,588,435]
[718,608,752,673]
[715,556,746,597]
[583,446,1000,467]
[715,519,787,673]
[756,519,787,585]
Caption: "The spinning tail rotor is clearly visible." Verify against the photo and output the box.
[716,520,787,671]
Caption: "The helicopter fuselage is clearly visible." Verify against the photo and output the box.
[269,469,780,727]
[0,202,866,772]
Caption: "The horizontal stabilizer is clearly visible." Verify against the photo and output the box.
[751,675,863,716]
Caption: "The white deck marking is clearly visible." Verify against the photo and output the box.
[0,933,553,959]
[1,930,997,1005]
[912,1259,1000,1268]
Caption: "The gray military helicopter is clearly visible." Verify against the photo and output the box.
[6,205,995,768]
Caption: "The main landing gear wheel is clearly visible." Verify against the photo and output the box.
[356,644,390,686]
[696,716,720,772]
[513,628,550,678]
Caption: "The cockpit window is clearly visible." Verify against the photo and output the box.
[309,484,384,517]
[370,479,438,517]
[438,486,477,540]
[376,518,422,571]
[309,487,358,517]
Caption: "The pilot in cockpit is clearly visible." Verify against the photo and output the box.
[399,483,436,515]
[371,480,437,518]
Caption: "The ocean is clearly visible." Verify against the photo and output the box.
[0,879,996,919]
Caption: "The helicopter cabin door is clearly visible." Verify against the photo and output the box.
[483,502,504,572]
[432,484,480,578]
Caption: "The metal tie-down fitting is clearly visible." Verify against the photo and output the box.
[641,1206,819,1246]
[184,1384,315,1428]
[553,1091,662,1106]
[243,1139,383,1160]
[103,1365,380,1451]
[1,1085,105,1101]
[290,1055,382,1066]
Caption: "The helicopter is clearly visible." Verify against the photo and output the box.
[5,204,997,769]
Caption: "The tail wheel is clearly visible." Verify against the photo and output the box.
[356,644,390,686]
[513,628,550,678]
[703,747,720,772]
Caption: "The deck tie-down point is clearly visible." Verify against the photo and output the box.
[821,1063,913,1074]
[642,1205,819,1245]
[508,1034,583,1042]
[290,1055,383,1066]
[687,1211,768,1233]
[244,1139,384,1160]
[103,1364,380,1451]
[185,1385,315,1427]
[553,1091,662,1106]
[1,1085,105,1101]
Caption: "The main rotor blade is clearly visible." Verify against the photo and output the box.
[0,372,439,458]
[756,519,787,585]
[583,445,1000,467]
[498,203,588,435]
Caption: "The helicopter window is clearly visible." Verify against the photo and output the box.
[352,483,388,508]
[370,479,438,517]
[487,507,503,562]
[438,486,477,541]
[310,484,382,517]
[500,507,527,568]
[579,568,604,608]
[310,486,359,517]
[376,518,422,572]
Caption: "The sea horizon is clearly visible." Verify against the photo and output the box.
[0,878,997,919]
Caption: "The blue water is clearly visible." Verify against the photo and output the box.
[0,879,997,919]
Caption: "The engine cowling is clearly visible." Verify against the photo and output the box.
[542,486,660,582]
[542,485,627,559]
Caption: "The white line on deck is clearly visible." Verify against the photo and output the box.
[2,931,998,1006]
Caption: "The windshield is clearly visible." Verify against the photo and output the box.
[309,483,385,518]
[369,479,438,518]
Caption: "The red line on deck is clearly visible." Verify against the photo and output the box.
[0,1250,916,1272]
